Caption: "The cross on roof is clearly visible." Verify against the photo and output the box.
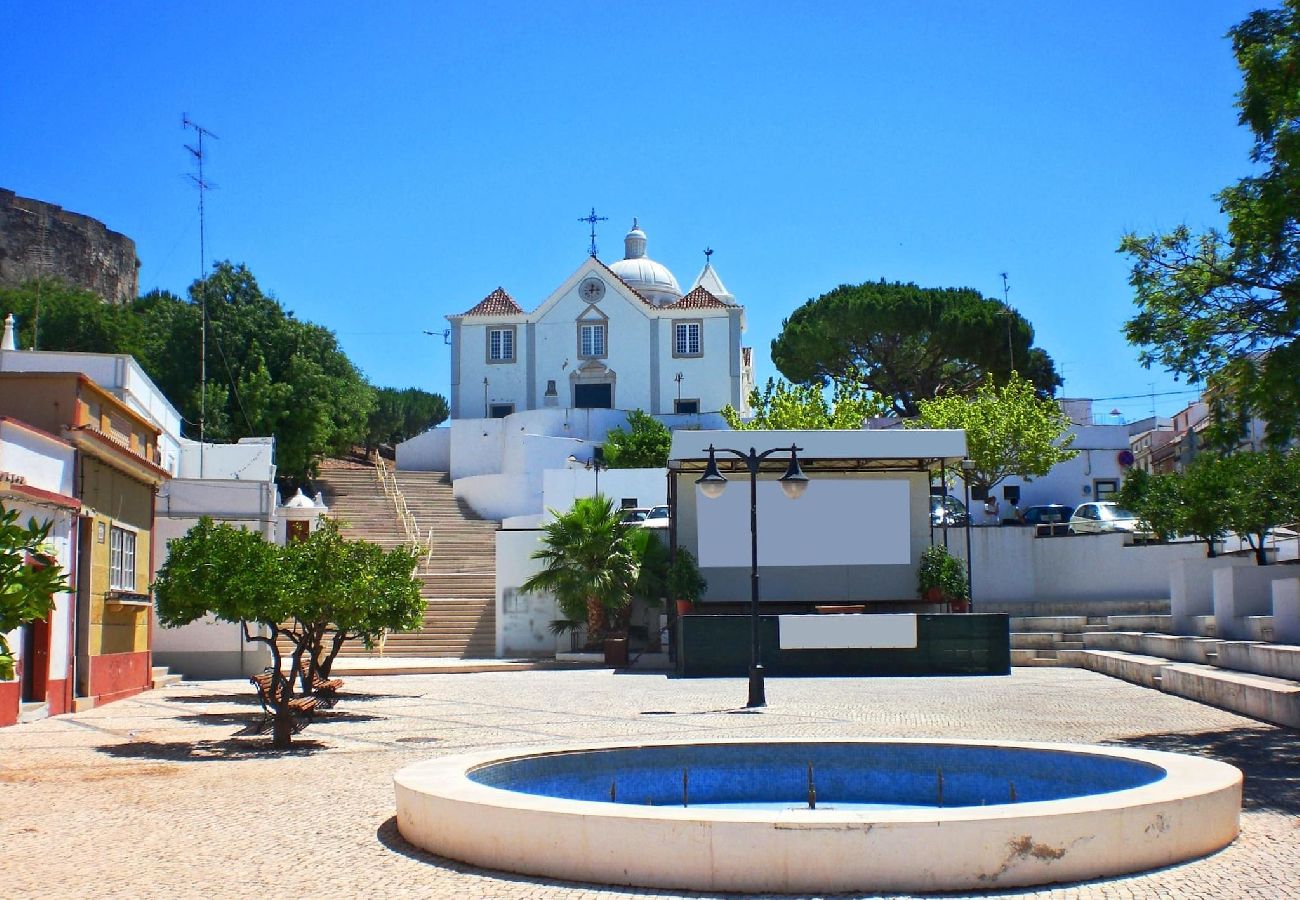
[578,207,608,257]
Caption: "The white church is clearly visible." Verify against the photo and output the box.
[447,220,753,419]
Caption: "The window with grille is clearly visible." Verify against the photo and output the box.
[109,526,136,591]
[673,321,702,357]
[579,323,606,357]
[488,327,515,362]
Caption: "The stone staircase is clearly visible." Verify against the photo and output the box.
[314,458,499,658]
[1011,608,1300,729]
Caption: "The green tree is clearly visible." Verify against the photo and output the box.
[0,280,145,354]
[909,374,1078,496]
[153,517,422,746]
[1117,468,1185,544]
[1121,2,1300,448]
[520,496,642,647]
[366,387,450,450]
[0,504,68,681]
[722,377,888,430]
[1179,455,1236,556]
[603,410,672,468]
[1220,450,1300,565]
[770,280,1061,417]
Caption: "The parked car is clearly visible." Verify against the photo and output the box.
[1067,502,1145,535]
[641,505,671,529]
[1021,504,1073,527]
[619,507,651,525]
[930,495,970,527]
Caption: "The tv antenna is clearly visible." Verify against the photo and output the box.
[183,114,219,455]
[999,271,1014,372]
[423,328,451,345]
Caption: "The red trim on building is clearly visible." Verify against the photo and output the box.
[0,415,74,448]
[88,651,151,704]
[0,680,17,726]
[1,482,81,510]
[45,677,70,715]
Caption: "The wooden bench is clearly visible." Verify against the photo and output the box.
[299,660,344,708]
[250,671,318,734]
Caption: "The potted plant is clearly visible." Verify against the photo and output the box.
[667,548,707,616]
[917,545,969,612]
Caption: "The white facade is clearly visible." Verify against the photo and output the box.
[448,222,752,420]
[0,418,78,713]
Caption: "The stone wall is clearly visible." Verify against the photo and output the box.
[0,188,139,303]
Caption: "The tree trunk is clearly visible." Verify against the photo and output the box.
[584,595,606,649]
[1253,534,1271,565]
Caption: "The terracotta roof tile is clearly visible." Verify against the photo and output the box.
[461,287,523,317]
[663,286,728,309]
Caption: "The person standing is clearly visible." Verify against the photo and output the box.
[983,495,1001,526]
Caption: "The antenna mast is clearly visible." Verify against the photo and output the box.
[183,114,218,454]
[999,271,1014,372]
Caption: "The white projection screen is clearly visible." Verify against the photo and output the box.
[696,479,911,568]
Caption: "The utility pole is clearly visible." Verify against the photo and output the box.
[999,272,1014,372]
[183,114,218,468]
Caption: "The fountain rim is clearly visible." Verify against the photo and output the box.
[395,736,1241,825]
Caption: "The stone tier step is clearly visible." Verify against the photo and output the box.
[151,665,183,689]
[1077,648,1300,728]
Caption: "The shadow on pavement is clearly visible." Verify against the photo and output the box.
[167,692,260,706]
[1110,725,1300,815]
[97,737,329,761]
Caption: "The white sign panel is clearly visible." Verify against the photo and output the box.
[778,614,918,650]
[696,478,911,568]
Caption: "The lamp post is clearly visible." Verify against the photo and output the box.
[961,458,975,606]
[695,443,809,708]
[589,445,606,498]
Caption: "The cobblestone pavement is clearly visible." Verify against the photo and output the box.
[2,667,1296,899]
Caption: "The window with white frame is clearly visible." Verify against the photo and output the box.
[487,327,515,362]
[579,322,606,358]
[673,321,702,357]
[109,526,136,591]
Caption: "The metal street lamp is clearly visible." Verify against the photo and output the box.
[961,458,975,605]
[695,443,809,707]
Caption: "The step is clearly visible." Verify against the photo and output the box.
[1076,649,1169,689]
[19,701,48,724]
[1082,631,1144,653]
[1244,616,1275,642]
[1010,649,1067,667]
[1138,634,1221,665]
[1010,632,1062,650]
[1191,615,1218,638]
[1106,614,1174,634]
[1008,616,1089,632]
[150,665,183,689]
[1160,663,1300,728]
[1214,641,1300,680]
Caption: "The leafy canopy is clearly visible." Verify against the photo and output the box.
[723,377,888,430]
[603,410,672,468]
[0,504,69,681]
[520,496,643,646]
[0,264,449,480]
[770,280,1061,417]
[909,373,1077,493]
[1121,2,1300,447]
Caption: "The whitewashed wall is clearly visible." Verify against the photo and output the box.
[396,426,451,471]
[980,425,1133,510]
[540,467,668,520]
[943,528,1207,605]
[496,529,562,657]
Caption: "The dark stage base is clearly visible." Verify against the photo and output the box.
[676,613,1011,677]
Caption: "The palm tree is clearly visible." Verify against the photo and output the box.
[521,496,642,647]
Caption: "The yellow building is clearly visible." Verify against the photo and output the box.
[0,372,169,707]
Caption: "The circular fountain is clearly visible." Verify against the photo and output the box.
[394,738,1241,893]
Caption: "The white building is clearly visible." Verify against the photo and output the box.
[447,221,753,419]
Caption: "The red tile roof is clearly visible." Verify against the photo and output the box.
[663,286,728,309]
[461,287,523,316]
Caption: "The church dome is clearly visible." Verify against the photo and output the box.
[607,219,681,305]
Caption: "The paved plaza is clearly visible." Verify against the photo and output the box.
[2,666,1296,899]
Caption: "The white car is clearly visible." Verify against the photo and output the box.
[1068,502,1144,535]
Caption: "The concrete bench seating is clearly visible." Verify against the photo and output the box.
[1008,615,1087,633]
[1105,614,1173,633]
[1213,566,1298,641]
[1160,663,1300,729]
[1081,631,1143,653]
[1272,577,1300,644]
[1009,631,1062,651]
[1137,634,1221,665]
[1214,641,1300,681]
[1076,650,1169,689]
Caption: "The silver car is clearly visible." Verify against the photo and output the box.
[1068,501,1143,535]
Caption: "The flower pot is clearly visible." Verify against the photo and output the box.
[922,586,945,603]
[603,637,629,668]
[675,599,694,616]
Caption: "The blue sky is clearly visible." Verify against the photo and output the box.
[1,2,1265,421]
